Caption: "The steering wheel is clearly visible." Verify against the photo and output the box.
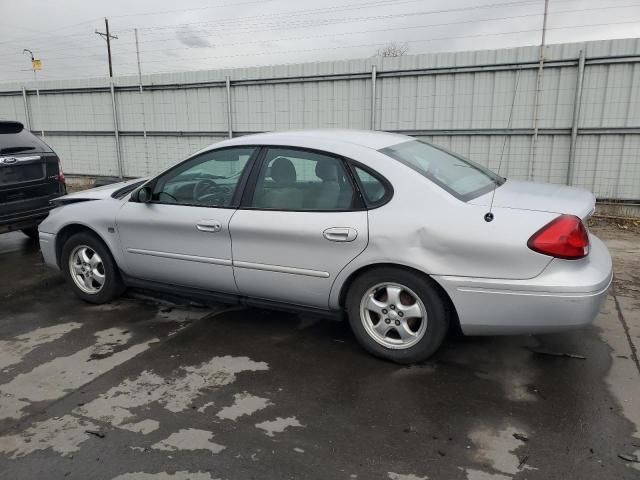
[193,179,219,201]
[158,191,178,202]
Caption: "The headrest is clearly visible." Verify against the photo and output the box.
[270,157,297,185]
[315,160,338,181]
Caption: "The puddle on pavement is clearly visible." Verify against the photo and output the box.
[151,428,225,454]
[0,327,157,420]
[0,321,82,370]
[216,392,271,421]
[255,416,304,437]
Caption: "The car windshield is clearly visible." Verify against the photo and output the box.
[379,140,504,201]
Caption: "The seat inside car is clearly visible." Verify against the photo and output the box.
[255,157,304,209]
[308,159,342,210]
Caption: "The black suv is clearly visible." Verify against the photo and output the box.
[0,121,66,239]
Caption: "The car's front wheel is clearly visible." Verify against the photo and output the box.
[346,267,449,364]
[61,232,125,304]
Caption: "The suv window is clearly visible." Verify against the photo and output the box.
[152,147,256,207]
[251,148,355,211]
[0,128,52,154]
[379,140,503,201]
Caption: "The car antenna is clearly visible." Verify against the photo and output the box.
[485,67,522,223]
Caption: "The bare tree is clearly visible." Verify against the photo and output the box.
[376,42,409,57]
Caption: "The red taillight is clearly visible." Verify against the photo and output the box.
[527,215,589,260]
[57,159,65,183]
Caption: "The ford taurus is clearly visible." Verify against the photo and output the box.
[38,130,613,363]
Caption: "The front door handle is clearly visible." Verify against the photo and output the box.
[196,220,222,233]
[323,227,358,242]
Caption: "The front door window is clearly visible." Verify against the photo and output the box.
[153,147,257,207]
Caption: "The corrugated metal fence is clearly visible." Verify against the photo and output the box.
[1,38,639,206]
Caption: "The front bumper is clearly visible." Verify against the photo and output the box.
[38,231,59,269]
[434,234,613,335]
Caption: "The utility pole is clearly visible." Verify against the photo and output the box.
[96,18,122,178]
[134,28,150,173]
[22,48,44,137]
[95,18,118,77]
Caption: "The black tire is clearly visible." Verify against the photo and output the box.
[21,227,39,240]
[346,267,449,364]
[61,231,125,304]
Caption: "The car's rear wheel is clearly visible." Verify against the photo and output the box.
[346,267,449,364]
[21,227,39,240]
[61,232,125,304]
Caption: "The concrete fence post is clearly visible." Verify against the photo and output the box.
[226,76,233,139]
[370,65,377,130]
[109,81,124,179]
[567,49,586,186]
[21,87,31,130]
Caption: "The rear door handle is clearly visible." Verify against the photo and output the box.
[196,220,222,233]
[323,227,358,242]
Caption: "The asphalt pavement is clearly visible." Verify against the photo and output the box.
[0,224,638,480]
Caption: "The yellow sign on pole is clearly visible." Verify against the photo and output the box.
[32,59,41,71]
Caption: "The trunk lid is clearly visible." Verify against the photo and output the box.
[469,180,596,220]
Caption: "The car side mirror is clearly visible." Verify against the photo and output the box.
[132,186,153,203]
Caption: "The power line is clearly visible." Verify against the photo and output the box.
[10,5,636,67]
[0,0,568,60]
[109,19,640,69]
[0,0,477,47]
[0,17,103,47]
[131,3,640,53]
[1,2,639,81]
[132,0,545,33]
[109,0,278,19]
[1,9,548,63]
[0,0,543,50]
[0,0,596,55]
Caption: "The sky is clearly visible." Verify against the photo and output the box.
[1,0,639,83]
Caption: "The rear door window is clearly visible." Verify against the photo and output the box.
[250,148,356,211]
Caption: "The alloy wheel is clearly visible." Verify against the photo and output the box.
[359,282,428,349]
[68,245,106,294]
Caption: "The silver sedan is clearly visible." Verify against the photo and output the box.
[38,130,613,363]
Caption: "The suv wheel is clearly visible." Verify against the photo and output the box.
[61,232,125,304]
[346,267,449,364]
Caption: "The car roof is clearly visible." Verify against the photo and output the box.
[222,129,412,151]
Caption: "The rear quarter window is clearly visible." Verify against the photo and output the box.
[352,165,390,207]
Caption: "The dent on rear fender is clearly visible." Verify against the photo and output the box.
[329,206,559,310]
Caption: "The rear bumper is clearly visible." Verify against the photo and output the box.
[434,234,613,335]
[0,206,52,233]
[0,192,63,233]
